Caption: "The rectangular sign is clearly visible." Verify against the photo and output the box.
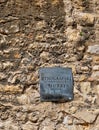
[39,67,74,102]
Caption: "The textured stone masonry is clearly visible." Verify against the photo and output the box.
[0,0,99,130]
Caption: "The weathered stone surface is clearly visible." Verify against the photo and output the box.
[0,84,22,93]
[35,21,46,30]
[91,71,99,81]
[87,45,99,55]
[92,56,99,64]
[0,120,19,130]
[0,73,7,80]
[90,125,99,130]
[74,110,97,123]
[75,12,95,25]
[57,125,68,130]
[28,112,39,123]
[63,116,73,125]
[96,85,99,95]
[66,27,80,43]
[80,82,91,95]
[0,0,7,3]
[40,118,55,130]
[16,112,27,123]
[22,121,38,130]
[17,89,40,104]
[40,125,55,130]
[81,66,89,71]
[93,65,99,71]
[0,0,98,130]
[40,51,50,61]
[2,62,14,70]
[75,110,97,123]
[79,75,87,82]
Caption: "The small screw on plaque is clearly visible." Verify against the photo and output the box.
[39,67,74,102]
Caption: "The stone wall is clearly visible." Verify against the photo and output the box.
[0,0,99,130]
